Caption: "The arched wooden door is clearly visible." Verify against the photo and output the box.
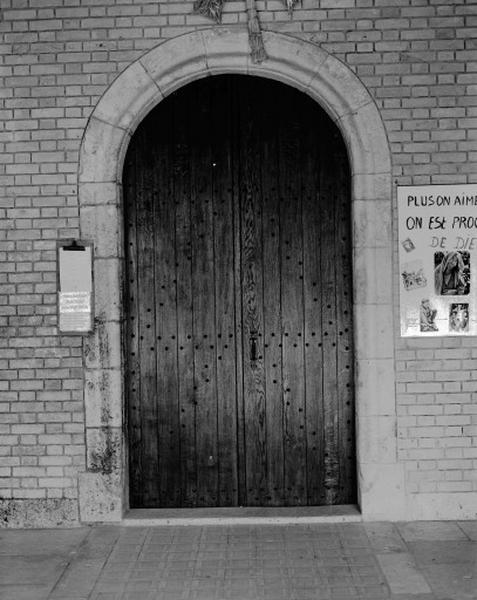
[123,75,355,508]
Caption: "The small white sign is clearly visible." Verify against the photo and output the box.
[58,244,93,334]
[398,184,477,336]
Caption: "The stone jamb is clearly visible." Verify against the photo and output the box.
[78,27,400,522]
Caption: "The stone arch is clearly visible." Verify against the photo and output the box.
[78,28,403,523]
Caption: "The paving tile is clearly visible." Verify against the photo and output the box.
[423,563,477,600]
[0,528,89,556]
[365,523,408,553]
[0,585,52,600]
[376,553,432,595]
[0,556,67,586]
[458,522,477,541]
[50,558,108,598]
[92,581,126,593]
[407,541,477,566]
[389,595,436,600]
[396,522,468,542]
[75,526,121,559]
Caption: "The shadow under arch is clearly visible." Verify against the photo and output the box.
[78,28,403,523]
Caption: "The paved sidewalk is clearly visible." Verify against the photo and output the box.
[0,521,476,600]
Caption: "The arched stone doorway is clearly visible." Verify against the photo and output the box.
[77,29,403,522]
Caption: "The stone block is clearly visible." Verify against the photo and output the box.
[356,358,396,417]
[352,172,391,202]
[255,31,328,97]
[359,462,407,521]
[84,369,122,428]
[78,182,119,207]
[78,471,122,523]
[93,60,162,133]
[353,246,393,305]
[356,415,397,463]
[85,427,122,475]
[311,53,374,119]
[339,102,391,176]
[79,427,123,524]
[80,205,122,258]
[202,27,250,74]
[354,303,395,360]
[93,258,121,321]
[84,319,122,370]
[140,31,208,96]
[353,199,392,248]
[406,492,477,521]
[0,499,79,528]
[78,117,130,184]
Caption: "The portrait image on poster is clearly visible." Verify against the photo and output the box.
[398,184,477,336]
[434,251,470,296]
[449,303,469,333]
[420,298,438,332]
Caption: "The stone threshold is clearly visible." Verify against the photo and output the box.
[122,504,361,526]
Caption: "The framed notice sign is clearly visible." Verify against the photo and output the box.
[398,184,477,336]
[58,241,93,334]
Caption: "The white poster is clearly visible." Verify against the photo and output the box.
[398,184,477,336]
[58,244,93,333]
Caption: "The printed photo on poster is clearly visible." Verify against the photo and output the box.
[420,298,438,332]
[434,251,470,296]
[401,260,427,291]
[401,237,416,253]
[449,303,469,333]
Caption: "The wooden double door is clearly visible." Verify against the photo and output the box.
[124,75,355,508]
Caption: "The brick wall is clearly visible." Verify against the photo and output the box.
[0,0,476,524]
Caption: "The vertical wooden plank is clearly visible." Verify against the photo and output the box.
[231,78,247,508]
[135,124,160,507]
[277,85,307,506]
[139,106,181,509]
[260,87,285,506]
[301,108,325,506]
[124,140,143,507]
[213,77,239,506]
[239,79,267,507]
[191,81,219,507]
[173,88,198,507]
[334,144,356,504]
[319,123,341,505]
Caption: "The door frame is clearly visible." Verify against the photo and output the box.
[77,28,402,523]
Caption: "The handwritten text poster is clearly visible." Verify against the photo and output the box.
[398,184,477,336]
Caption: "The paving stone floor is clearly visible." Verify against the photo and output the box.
[0,521,476,600]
